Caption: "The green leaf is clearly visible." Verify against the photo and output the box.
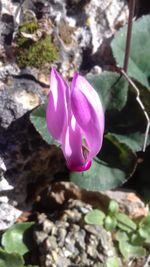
[111,82,150,152]
[70,158,126,191]
[135,82,150,117]
[108,200,119,215]
[108,88,146,133]
[87,71,128,111]
[0,249,24,267]
[131,233,145,246]
[84,209,105,226]
[106,256,120,267]
[115,230,129,242]
[118,240,146,259]
[88,70,150,152]
[104,215,117,231]
[111,15,150,88]
[110,132,149,152]
[2,222,34,256]
[70,134,137,191]
[139,215,150,243]
[116,231,146,259]
[116,213,137,233]
[30,105,59,146]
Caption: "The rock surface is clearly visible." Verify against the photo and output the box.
[36,181,148,219]
[34,199,117,267]
[0,0,129,230]
[0,1,148,266]
[0,0,128,76]
[0,69,66,229]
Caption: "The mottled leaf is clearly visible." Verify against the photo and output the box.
[30,105,59,146]
[111,15,150,88]
[87,71,128,111]
[70,134,137,191]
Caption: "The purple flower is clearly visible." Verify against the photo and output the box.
[46,68,104,172]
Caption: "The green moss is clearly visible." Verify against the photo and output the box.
[19,20,38,34]
[15,20,58,68]
[17,36,58,68]
[16,20,38,48]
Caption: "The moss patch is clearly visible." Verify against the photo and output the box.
[16,20,38,48]
[15,20,58,68]
[16,35,58,68]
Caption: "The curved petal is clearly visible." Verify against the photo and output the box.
[46,68,69,142]
[62,115,91,172]
[71,73,104,159]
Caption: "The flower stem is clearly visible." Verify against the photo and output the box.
[123,0,136,72]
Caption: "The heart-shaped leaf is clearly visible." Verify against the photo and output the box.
[30,105,59,146]
[2,222,34,256]
[70,134,137,191]
[87,71,128,112]
[111,15,150,88]
[106,85,150,151]
[110,132,148,152]
[88,72,150,152]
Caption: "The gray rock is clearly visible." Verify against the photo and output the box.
[0,201,21,230]
[43,219,55,234]
[0,64,20,79]
[0,0,129,233]
[0,13,14,45]
[57,228,67,246]
[0,85,25,130]
[0,67,66,230]
[34,231,48,245]
[34,199,117,266]
[46,236,57,250]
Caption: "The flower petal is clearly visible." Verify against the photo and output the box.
[46,68,69,142]
[71,73,104,158]
[62,115,91,171]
